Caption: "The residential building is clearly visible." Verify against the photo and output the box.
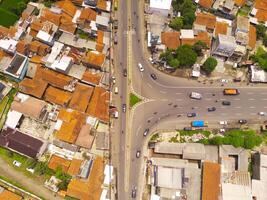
[149,0,172,17]
[233,16,249,46]
[212,34,236,58]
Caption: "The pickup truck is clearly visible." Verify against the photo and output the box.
[191,120,208,127]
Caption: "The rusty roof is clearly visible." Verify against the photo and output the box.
[195,12,216,30]
[79,8,97,21]
[198,0,214,8]
[196,31,211,48]
[59,20,77,34]
[16,40,28,55]
[214,21,228,36]
[83,51,105,68]
[75,124,94,149]
[82,70,102,85]
[255,9,267,22]
[0,190,22,200]
[97,0,107,11]
[56,0,77,17]
[48,155,71,173]
[86,86,109,123]
[68,159,83,176]
[44,86,72,106]
[29,40,50,56]
[41,9,62,26]
[202,162,221,200]
[55,109,86,143]
[255,0,267,10]
[19,78,48,98]
[234,0,246,6]
[69,83,94,112]
[248,25,256,49]
[161,31,180,49]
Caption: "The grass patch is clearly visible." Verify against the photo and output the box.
[150,133,159,142]
[179,130,211,137]
[130,93,141,107]
[169,134,179,143]
[237,5,251,16]
[0,7,18,27]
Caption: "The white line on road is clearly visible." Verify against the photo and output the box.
[220,98,226,101]
[160,90,167,94]
[264,106,267,108]
[161,99,168,101]
[235,106,241,109]
[249,98,255,100]
[247,92,254,95]
[175,92,182,95]
[249,106,255,108]
[136,125,142,136]
[147,83,152,88]
[262,99,267,101]
[220,106,226,109]
[176,99,183,101]
[234,98,240,101]
[261,92,267,95]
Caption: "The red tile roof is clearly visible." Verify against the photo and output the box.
[248,25,256,49]
[199,0,214,8]
[195,12,216,30]
[161,32,181,49]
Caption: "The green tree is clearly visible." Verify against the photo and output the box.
[169,17,183,30]
[176,45,197,67]
[209,136,223,145]
[263,34,267,47]
[55,167,71,190]
[168,58,179,68]
[201,57,218,74]
[256,24,266,39]
[34,162,53,176]
[251,47,267,71]
[17,2,27,15]
[193,41,207,56]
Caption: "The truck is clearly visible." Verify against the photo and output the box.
[190,92,202,100]
[191,120,208,127]
[223,88,240,95]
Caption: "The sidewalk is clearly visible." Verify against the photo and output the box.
[0,157,62,200]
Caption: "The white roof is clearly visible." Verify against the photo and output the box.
[5,110,22,129]
[72,10,81,23]
[100,189,109,200]
[54,120,63,131]
[222,183,252,200]
[249,17,258,25]
[36,30,53,43]
[150,0,172,10]
[180,29,194,39]
[104,165,114,185]
[0,39,18,53]
[250,65,267,83]
[157,166,182,189]
[46,42,64,64]
[216,17,232,26]
[150,194,161,200]
[251,8,258,16]
[96,15,109,27]
[90,21,97,31]
[50,56,72,71]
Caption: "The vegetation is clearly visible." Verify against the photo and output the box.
[55,167,71,190]
[130,93,141,107]
[169,17,183,31]
[169,134,179,143]
[251,47,267,71]
[237,5,251,16]
[179,130,211,137]
[172,0,196,29]
[201,57,218,74]
[150,133,159,142]
[193,41,207,56]
[198,130,262,149]
[256,24,266,40]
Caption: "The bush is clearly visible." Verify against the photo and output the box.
[201,57,217,74]
[55,167,71,190]
[251,47,267,71]
[256,24,266,39]
[169,17,183,30]
[34,162,53,176]
[176,45,197,67]
[193,41,207,56]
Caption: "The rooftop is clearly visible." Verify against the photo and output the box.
[44,86,72,106]
[161,32,180,49]
[194,12,216,30]
[48,155,71,173]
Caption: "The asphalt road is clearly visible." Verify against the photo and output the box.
[113,0,267,199]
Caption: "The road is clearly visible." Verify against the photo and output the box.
[112,0,267,199]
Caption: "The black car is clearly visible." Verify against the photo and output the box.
[123,68,127,77]
[150,73,157,80]
[122,104,126,112]
[238,119,247,124]
[131,186,137,198]
[143,128,149,136]
[222,101,231,106]
[208,107,216,112]
[187,113,196,117]
[183,127,192,131]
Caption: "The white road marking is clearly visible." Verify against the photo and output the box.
[247,92,254,95]
[220,106,226,109]
[136,125,142,136]
[220,113,227,115]
[261,92,267,95]
[176,99,183,101]
[160,90,167,94]
[220,98,226,101]
[249,106,255,108]
[264,106,267,108]
[234,98,240,101]
[161,99,168,101]
[249,98,255,100]
[262,99,267,101]
[175,92,182,95]
[235,106,241,109]
[147,83,152,88]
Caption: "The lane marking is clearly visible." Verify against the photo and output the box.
[235,106,241,109]
[249,106,255,108]
[161,99,168,101]
[249,98,255,100]
[220,113,227,115]
[160,90,167,94]
[261,99,267,101]
[176,99,183,101]
[261,92,267,95]
[247,92,254,95]
[220,98,226,101]
[234,98,240,101]
[175,92,182,95]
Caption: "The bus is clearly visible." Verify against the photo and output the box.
[223,88,240,95]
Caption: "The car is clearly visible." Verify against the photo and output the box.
[219,121,227,125]
[136,150,141,158]
[138,63,144,72]
[143,128,149,136]
[150,73,157,80]
[131,186,137,198]
[114,87,118,94]
[219,128,226,133]
[183,127,192,131]
[122,104,126,112]
[114,32,118,44]
[221,79,229,83]
[26,167,35,174]
[113,19,118,29]
[187,113,196,117]
[259,112,267,116]
[111,76,116,84]
[13,160,21,167]
[123,68,127,77]
[190,92,202,100]
[208,107,216,112]
[238,119,247,124]
[222,101,231,105]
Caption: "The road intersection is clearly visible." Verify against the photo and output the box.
[112,0,267,199]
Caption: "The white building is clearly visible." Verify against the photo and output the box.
[149,0,172,16]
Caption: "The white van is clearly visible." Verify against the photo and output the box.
[138,63,144,72]
[114,87,118,94]
[114,111,118,118]
[190,92,202,100]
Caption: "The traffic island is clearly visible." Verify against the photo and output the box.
[129,93,142,108]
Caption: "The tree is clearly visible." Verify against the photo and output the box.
[256,24,266,39]
[17,2,27,15]
[251,47,267,71]
[168,58,179,68]
[169,17,183,31]
[176,45,197,67]
[201,57,218,74]
[193,41,208,56]
[55,167,71,190]
[263,34,267,47]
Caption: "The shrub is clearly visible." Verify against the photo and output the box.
[201,57,218,74]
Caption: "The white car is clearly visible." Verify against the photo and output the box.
[259,112,267,116]
[219,121,227,125]
[138,63,144,72]
[13,160,21,167]
[190,92,202,100]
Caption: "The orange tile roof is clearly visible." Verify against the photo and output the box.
[79,8,97,21]
[161,32,180,49]
[16,40,28,55]
[83,51,105,69]
[255,9,267,22]
[181,38,196,46]
[30,55,44,64]
[55,109,86,143]
[195,12,216,30]
[97,0,107,11]
[255,0,267,11]
[86,86,109,123]
[30,20,43,37]
[41,9,62,26]
[0,190,22,200]
[82,70,102,85]
[67,159,82,176]
[234,0,246,6]
[199,0,214,8]
[67,157,104,200]
[19,78,48,98]
[29,40,50,56]
[60,20,77,34]
[69,83,94,112]
[249,25,256,49]
[0,26,9,38]
[44,86,72,106]
[75,124,94,149]
[48,155,71,173]
[196,31,211,48]
[56,0,77,17]
[202,162,221,200]
[214,21,228,36]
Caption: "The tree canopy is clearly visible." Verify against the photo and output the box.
[251,47,267,71]
[169,17,183,31]
[176,45,197,67]
[201,57,217,74]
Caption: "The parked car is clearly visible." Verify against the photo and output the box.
[113,19,118,29]
[238,119,247,124]
[208,107,216,112]
[123,68,127,77]
[26,167,35,174]
[259,112,267,116]
[222,101,231,105]
[131,186,137,198]
[13,160,21,167]
[219,128,226,133]
[189,92,202,100]
[138,63,144,72]
[136,150,141,158]
[143,128,149,137]
[122,104,126,112]
[150,73,157,80]
[183,127,192,131]
[114,87,118,94]
[219,121,227,125]
[114,32,118,44]
[187,113,196,117]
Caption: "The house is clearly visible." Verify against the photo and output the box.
[96,0,111,13]
[222,182,252,200]
[44,86,72,106]
[250,0,267,24]
[75,124,94,149]
[0,38,18,54]
[161,32,180,49]
[29,40,51,57]
[82,51,105,70]
[214,21,230,36]
[21,3,37,20]
[149,0,172,17]
[197,0,214,9]
[0,187,22,200]
[36,21,58,46]
[77,8,97,30]
[212,34,236,58]
[96,15,109,31]
[194,12,216,32]
[234,16,249,46]
[250,65,267,83]
[19,77,48,98]
[82,70,102,86]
